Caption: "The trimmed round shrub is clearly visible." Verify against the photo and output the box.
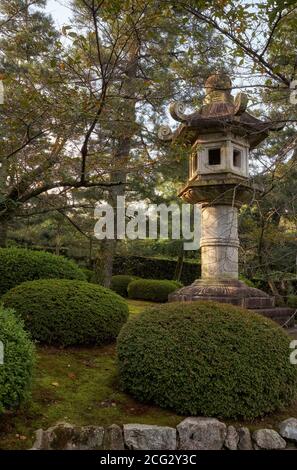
[0,248,86,296]
[127,279,182,302]
[111,275,139,297]
[0,307,35,413]
[2,279,129,346]
[117,301,297,419]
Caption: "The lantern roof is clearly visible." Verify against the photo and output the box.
[158,72,284,149]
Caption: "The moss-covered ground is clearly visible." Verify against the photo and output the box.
[0,299,297,449]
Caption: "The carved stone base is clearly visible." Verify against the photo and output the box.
[168,279,296,326]
[168,279,274,308]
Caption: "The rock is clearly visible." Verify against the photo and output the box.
[77,426,104,450]
[279,418,297,442]
[103,424,124,450]
[31,423,104,450]
[31,429,46,450]
[177,417,226,450]
[252,429,286,450]
[237,427,253,450]
[123,424,176,450]
[224,425,239,450]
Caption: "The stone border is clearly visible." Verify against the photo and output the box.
[31,417,297,450]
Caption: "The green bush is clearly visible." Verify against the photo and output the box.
[239,275,256,288]
[80,267,94,282]
[2,279,129,347]
[287,295,297,309]
[111,275,139,297]
[117,301,297,419]
[127,279,182,302]
[0,307,35,413]
[0,248,86,296]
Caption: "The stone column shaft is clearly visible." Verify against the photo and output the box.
[200,205,239,280]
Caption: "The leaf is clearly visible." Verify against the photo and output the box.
[62,25,72,35]
[67,372,76,380]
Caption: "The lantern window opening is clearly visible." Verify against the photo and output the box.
[208,148,221,166]
[233,148,242,168]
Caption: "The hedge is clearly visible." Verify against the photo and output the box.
[111,275,139,297]
[287,295,297,309]
[2,279,129,347]
[0,307,35,412]
[127,279,182,302]
[117,301,297,419]
[0,248,86,296]
[112,256,200,285]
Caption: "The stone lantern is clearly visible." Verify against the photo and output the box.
[159,72,293,324]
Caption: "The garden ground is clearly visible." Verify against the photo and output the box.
[0,299,297,450]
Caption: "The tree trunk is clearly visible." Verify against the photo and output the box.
[94,39,139,287]
[174,244,184,281]
[0,219,8,247]
[94,239,116,287]
[88,238,93,268]
[55,221,62,255]
[268,279,285,306]
[0,152,8,247]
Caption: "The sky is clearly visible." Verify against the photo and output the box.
[46,0,72,28]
